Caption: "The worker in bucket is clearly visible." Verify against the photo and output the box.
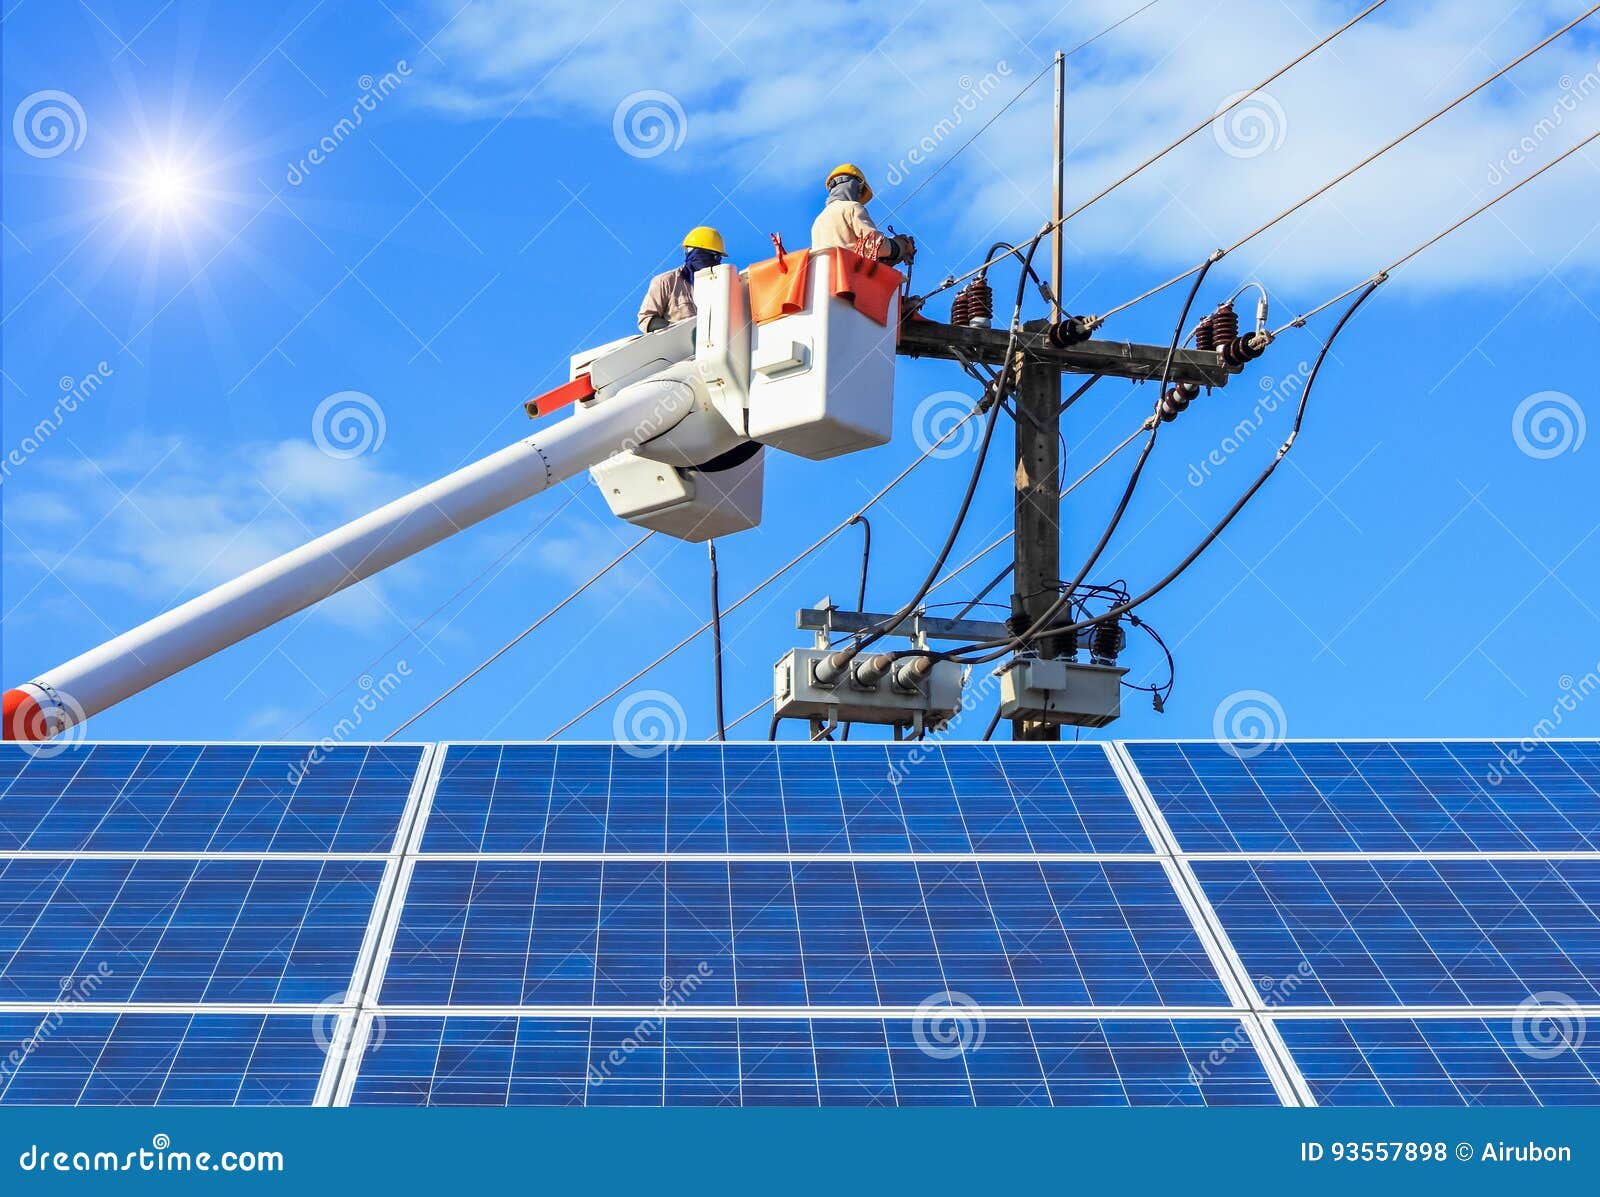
[810,164,915,265]
[637,226,726,332]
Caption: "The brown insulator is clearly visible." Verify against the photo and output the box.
[1210,302,1239,344]
[1047,315,1094,347]
[963,277,993,327]
[950,289,970,326]
[1090,617,1126,666]
[1158,381,1200,422]
[1193,314,1216,352]
[1219,335,1268,369]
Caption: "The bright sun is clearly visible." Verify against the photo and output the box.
[138,164,192,213]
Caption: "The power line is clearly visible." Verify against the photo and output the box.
[926,0,1393,298]
[278,486,582,738]
[1093,4,1599,325]
[890,0,1172,217]
[384,531,655,740]
[543,407,985,740]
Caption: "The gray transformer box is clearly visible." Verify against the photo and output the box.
[997,657,1127,728]
[772,647,965,731]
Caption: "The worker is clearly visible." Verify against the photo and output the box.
[810,164,915,265]
[637,226,726,333]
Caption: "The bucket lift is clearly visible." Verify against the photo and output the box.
[3,249,904,741]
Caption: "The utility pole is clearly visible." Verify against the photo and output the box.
[1010,51,1068,741]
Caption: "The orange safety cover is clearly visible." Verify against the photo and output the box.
[748,249,813,325]
[828,248,902,327]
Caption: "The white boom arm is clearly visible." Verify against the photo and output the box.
[3,375,699,741]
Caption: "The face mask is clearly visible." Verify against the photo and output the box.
[682,248,724,278]
[828,176,865,204]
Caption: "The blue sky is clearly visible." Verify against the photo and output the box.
[2,0,1598,746]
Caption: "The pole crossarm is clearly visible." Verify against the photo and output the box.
[897,319,1232,388]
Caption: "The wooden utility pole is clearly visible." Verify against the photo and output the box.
[1009,52,1069,741]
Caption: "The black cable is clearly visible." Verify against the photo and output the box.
[847,514,872,613]
[968,281,1382,649]
[709,539,727,742]
[981,707,1004,741]
[844,232,1047,662]
[768,713,781,742]
[961,252,1219,663]
[954,562,1015,621]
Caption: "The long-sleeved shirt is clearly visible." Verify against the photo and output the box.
[810,199,880,252]
[636,268,696,332]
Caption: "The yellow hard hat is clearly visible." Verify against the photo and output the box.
[825,163,873,203]
[682,226,726,255]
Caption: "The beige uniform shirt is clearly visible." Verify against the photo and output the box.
[637,269,696,332]
[810,200,880,251]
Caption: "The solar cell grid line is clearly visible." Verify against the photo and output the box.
[410,742,1156,857]
[0,1011,334,1106]
[1189,857,1600,1008]
[336,1014,1283,1107]
[0,856,388,1005]
[373,858,1231,1009]
[0,743,429,855]
[1271,1017,1600,1107]
[1120,738,1600,855]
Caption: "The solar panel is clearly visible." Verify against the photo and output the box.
[416,743,1151,855]
[1126,740,1600,854]
[1274,1018,1600,1106]
[0,857,387,1005]
[344,1015,1279,1107]
[0,1011,331,1106]
[378,858,1226,1008]
[0,743,427,854]
[1192,857,1600,1006]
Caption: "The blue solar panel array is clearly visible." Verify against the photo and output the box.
[1192,857,1600,1007]
[347,1015,1279,1107]
[418,743,1151,855]
[1276,1018,1600,1106]
[380,858,1225,1008]
[1126,739,1600,853]
[9,737,1600,1108]
[0,743,424,854]
[0,1012,330,1105]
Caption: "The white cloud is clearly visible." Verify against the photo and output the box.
[414,0,1600,294]
[5,436,418,633]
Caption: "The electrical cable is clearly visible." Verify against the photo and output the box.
[890,0,1171,218]
[280,486,582,738]
[924,0,1393,300]
[1090,6,1598,325]
[542,406,986,740]
[384,531,656,740]
[709,539,727,742]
